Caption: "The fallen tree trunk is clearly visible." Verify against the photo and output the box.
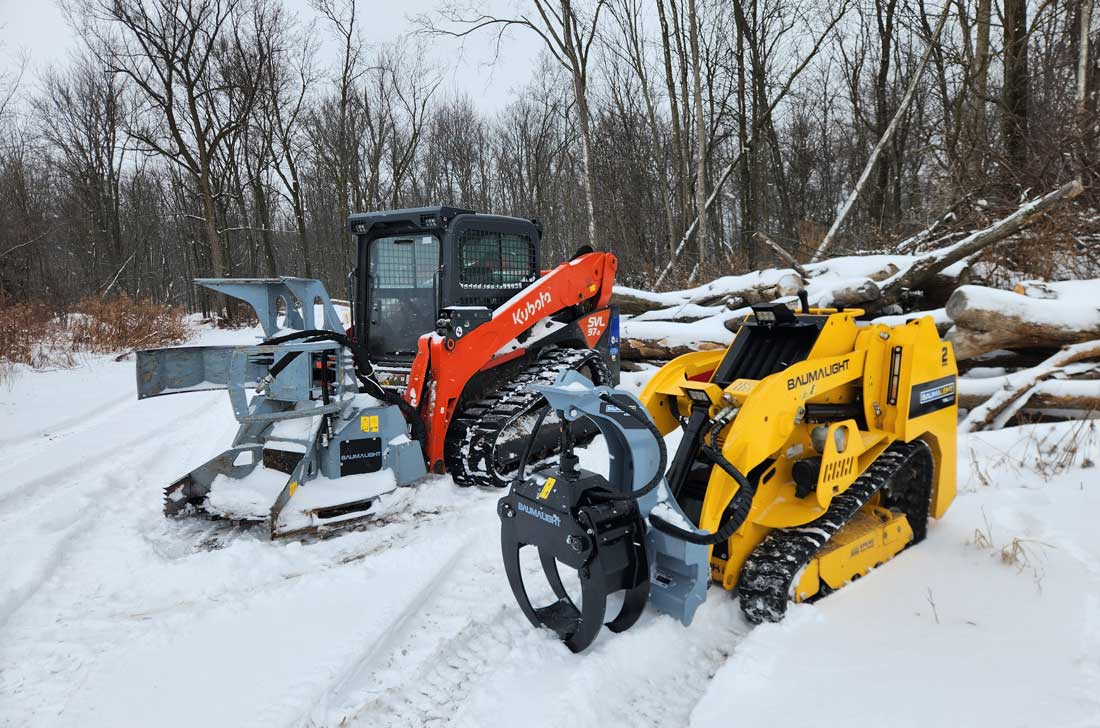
[960,340,1100,432]
[755,232,808,277]
[959,375,1100,412]
[894,196,971,254]
[945,284,1100,360]
[620,337,726,361]
[688,271,803,308]
[610,289,672,316]
[875,179,1083,309]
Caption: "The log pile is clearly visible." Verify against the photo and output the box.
[959,341,1100,431]
[945,284,1100,360]
[611,180,1098,427]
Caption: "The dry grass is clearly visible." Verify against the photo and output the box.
[970,507,1052,590]
[68,294,190,354]
[0,301,72,373]
[966,418,1099,489]
[0,294,192,379]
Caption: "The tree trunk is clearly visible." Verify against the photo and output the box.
[686,0,708,265]
[574,80,600,246]
[656,0,686,253]
[1001,0,1030,177]
[252,176,278,277]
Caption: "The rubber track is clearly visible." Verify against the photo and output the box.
[737,440,933,624]
[444,348,612,488]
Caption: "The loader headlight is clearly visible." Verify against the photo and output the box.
[686,388,712,405]
[351,221,368,234]
[754,309,776,324]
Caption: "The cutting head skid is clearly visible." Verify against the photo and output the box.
[498,371,708,653]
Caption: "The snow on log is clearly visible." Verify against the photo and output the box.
[871,308,953,336]
[610,287,678,315]
[945,284,1100,360]
[829,279,881,307]
[620,338,726,361]
[960,340,1100,432]
[876,179,1083,308]
[619,308,740,360]
[686,271,803,308]
[959,374,1100,413]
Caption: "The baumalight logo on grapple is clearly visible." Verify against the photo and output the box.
[517,501,562,527]
[786,360,850,390]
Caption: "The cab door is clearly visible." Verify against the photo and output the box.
[365,233,441,360]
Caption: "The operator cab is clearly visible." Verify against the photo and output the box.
[348,206,542,364]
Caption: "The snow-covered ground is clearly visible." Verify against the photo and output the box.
[2,326,1098,727]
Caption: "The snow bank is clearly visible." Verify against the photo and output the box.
[693,421,1100,728]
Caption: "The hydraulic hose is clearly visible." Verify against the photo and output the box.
[260,328,385,398]
[510,391,665,503]
[513,403,552,485]
[647,410,759,546]
[258,328,427,451]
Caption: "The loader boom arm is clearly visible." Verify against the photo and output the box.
[407,250,618,471]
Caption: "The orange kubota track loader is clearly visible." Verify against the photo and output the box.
[347,206,621,486]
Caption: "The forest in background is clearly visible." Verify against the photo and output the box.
[0,0,1097,312]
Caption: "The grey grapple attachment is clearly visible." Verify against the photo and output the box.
[136,277,425,538]
[498,371,708,652]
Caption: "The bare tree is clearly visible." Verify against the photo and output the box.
[80,0,265,308]
[311,0,362,258]
[35,46,129,291]
[422,0,608,246]
[260,3,319,276]
[1002,0,1030,178]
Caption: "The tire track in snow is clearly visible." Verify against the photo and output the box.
[0,390,132,457]
[0,397,227,630]
[324,529,750,728]
[120,493,486,623]
[0,395,226,518]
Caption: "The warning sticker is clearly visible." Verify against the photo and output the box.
[538,476,557,500]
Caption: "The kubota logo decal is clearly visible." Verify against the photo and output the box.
[582,311,609,347]
[512,290,553,327]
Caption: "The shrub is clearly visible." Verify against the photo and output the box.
[68,294,190,353]
[0,294,191,377]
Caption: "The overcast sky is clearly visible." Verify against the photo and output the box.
[0,0,541,113]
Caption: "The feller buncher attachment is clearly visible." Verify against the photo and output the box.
[137,278,426,538]
[503,297,957,651]
[499,371,708,653]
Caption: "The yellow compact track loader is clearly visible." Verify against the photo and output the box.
[500,295,956,651]
[640,297,957,622]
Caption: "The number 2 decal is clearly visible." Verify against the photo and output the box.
[941,346,948,366]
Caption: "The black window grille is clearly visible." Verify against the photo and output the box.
[458,229,536,289]
[370,235,439,289]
